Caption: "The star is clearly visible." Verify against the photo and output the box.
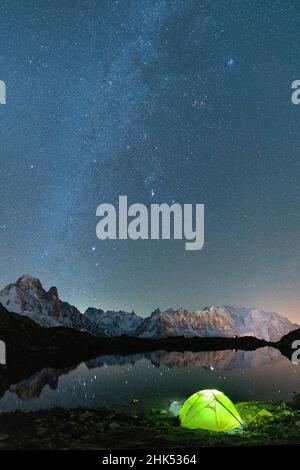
[0,0,299,326]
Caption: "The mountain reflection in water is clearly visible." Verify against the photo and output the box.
[0,347,300,412]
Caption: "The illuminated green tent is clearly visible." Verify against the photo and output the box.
[179,389,243,432]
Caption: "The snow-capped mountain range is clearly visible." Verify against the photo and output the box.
[85,307,143,337]
[135,306,299,341]
[0,275,298,341]
[85,347,284,371]
[0,275,104,336]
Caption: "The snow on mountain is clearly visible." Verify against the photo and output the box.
[0,275,104,335]
[84,307,143,337]
[9,366,75,400]
[0,276,297,341]
[207,306,299,341]
[147,347,284,370]
[135,308,192,338]
[135,306,299,341]
[84,347,283,371]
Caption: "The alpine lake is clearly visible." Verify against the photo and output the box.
[1,346,300,448]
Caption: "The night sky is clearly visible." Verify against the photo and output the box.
[0,0,300,321]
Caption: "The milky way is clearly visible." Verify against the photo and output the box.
[0,0,300,320]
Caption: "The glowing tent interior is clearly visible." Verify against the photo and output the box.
[179,389,243,432]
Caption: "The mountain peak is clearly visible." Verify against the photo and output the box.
[84,307,143,337]
[48,286,59,299]
[151,308,162,316]
[137,305,299,341]
[0,276,298,342]
[0,276,104,335]
[16,275,43,289]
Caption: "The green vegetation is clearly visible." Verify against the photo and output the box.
[0,399,299,449]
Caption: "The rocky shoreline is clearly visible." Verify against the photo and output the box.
[0,400,300,449]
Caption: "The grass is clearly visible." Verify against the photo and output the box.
[0,399,300,449]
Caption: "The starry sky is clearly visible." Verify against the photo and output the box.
[0,0,300,321]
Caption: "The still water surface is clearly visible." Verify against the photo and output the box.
[0,347,299,412]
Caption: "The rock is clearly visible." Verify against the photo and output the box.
[0,434,10,441]
[36,427,48,436]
